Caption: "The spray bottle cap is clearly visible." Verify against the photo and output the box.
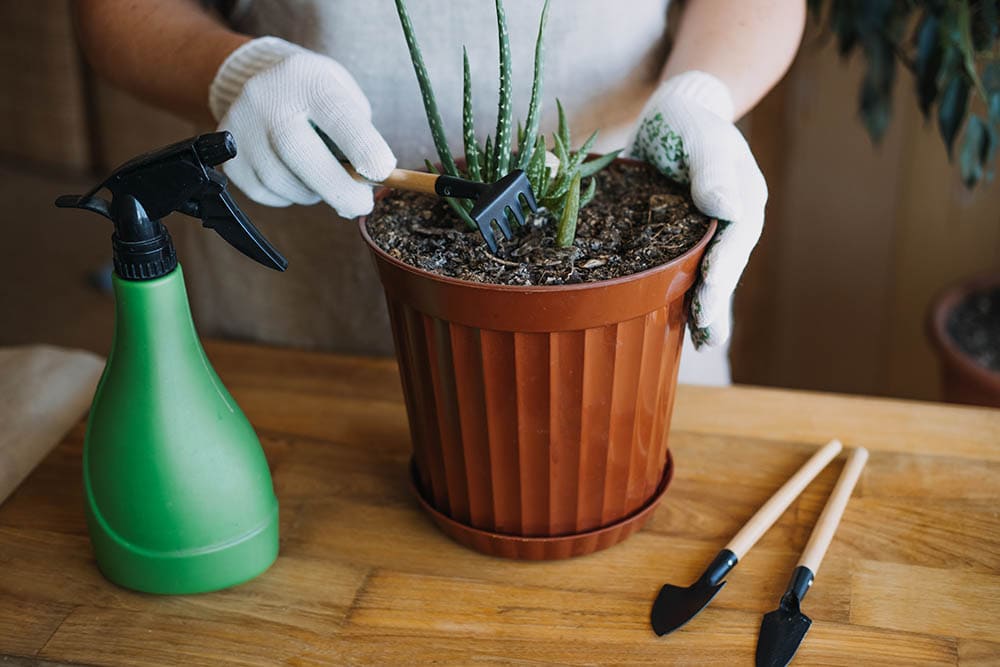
[56,131,287,280]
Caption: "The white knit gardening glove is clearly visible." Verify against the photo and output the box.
[627,71,768,348]
[209,37,396,218]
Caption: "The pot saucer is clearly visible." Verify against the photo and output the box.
[409,451,674,560]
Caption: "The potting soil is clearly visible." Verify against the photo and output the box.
[948,286,1000,372]
[367,161,711,286]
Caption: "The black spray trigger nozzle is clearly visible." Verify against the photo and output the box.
[56,194,111,220]
[194,131,237,167]
[55,131,287,278]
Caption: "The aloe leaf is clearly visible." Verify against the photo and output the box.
[547,129,600,199]
[555,173,582,247]
[484,135,494,182]
[579,149,622,178]
[579,176,597,208]
[526,135,548,198]
[556,99,570,153]
[493,0,513,177]
[517,0,550,169]
[548,132,569,196]
[462,48,482,181]
[395,0,458,176]
[574,129,599,163]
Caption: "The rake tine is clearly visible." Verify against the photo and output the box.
[506,204,524,230]
[492,215,513,242]
[519,184,538,213]
[477,218,499,253]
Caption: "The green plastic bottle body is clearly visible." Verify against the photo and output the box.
[85,265,278,594]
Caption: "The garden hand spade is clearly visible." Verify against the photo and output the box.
[651,439,844,636]
[756,446,869,667]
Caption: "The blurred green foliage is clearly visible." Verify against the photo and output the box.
[810,0,1000,187]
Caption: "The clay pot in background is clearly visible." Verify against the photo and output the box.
[927,271,1000,408]
[360,164,716,559]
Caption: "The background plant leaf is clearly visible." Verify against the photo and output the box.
[939,74,971,156]
[915,13,943,117]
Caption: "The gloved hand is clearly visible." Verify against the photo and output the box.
[209,36,396,218]
[627,71,767,348]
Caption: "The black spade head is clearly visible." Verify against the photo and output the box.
[650,549,738,636]
[650,579,728,636]
[756,597,813,667]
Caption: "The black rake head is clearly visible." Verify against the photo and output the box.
[468,170,538,253]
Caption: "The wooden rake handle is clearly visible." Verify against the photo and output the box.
[342,163,439,195]
[798,446,869,574]
[725,439,843,559]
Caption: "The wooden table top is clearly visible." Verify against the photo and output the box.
[2,341,999,666]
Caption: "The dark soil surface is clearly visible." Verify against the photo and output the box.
[948,286,1000,372]
[366,161,711,286]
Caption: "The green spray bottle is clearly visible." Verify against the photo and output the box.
[56,132,286,594]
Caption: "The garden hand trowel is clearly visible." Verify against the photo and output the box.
[650,439,844,636]
[756,446,869,667]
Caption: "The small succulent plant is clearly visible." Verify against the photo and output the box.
[394,0,620,247]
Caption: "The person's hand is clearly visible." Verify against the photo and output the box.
[209,37,396,218]
[627,71,767,348]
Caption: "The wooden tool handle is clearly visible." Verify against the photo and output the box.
[798,446,869,574]
[725,439,843,559]
[342,163,438,195]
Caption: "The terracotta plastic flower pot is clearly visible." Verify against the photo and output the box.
[927,271,1000,408]
[359,160,717,559]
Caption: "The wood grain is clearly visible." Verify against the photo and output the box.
[0,341,996,666]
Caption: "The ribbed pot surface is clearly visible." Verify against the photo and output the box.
[361,169,715,559]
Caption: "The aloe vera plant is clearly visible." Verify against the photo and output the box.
[394,0,620,247]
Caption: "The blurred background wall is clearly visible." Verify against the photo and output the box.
[1,2,997,401]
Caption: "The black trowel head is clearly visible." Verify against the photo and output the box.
[650,579,728,636]
[756,604,812,667]
[756,566,816,667]
[650,549,738,636]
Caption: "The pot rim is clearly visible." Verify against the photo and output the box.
[358,157,718,294]
[926,270,1000,387]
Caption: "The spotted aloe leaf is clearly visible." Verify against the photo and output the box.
[493,0,513,177]
[579,176,598,208]
[556,99,571,157]
[484,135,494,182]
[526,135,548,200]
[462,48,481,181]
[547,129,598,200]
[517,0,550,170]
[580,149,622,178]
[394,0,458,177]
[555,173,581,247]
